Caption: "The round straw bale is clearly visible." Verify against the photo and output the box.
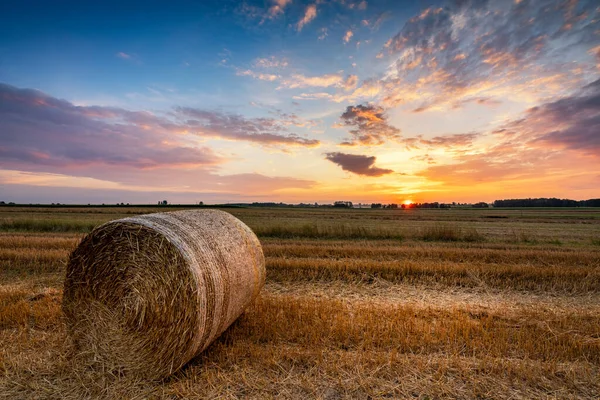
[62,209,265,379]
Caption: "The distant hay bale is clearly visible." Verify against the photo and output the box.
[62,209,265,380]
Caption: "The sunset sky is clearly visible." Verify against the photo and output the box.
[1,0,599,204]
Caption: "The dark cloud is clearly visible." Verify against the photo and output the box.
[338,104,401,146]
[325,152,394,176]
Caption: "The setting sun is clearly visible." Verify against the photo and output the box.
[403,200,413,206]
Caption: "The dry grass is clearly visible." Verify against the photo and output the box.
[419,224,485,242]
[1,206,599,398]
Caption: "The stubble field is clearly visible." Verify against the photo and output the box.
[0,206,599,399]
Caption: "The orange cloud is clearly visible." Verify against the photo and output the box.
[296,4,317,31]
[267,0,292,18]
[338,104,402,146]
[343,30,353,43]
[376,0,599,113]
[280,72,344,88]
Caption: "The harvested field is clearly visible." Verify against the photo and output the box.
[1,206,599,399]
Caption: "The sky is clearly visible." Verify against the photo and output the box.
[1,0,599,204]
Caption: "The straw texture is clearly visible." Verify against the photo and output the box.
[62,209,265,379]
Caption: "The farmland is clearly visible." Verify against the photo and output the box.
[1,206,599,399]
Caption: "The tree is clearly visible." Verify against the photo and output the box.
[334,201,353,208]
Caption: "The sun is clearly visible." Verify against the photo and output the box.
[403,200,413,206]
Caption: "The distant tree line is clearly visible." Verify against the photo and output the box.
[493,198,600,207]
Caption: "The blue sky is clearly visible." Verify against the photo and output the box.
[1,0,599,204]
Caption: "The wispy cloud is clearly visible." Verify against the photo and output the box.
[325,152,393,177]
[280,72,344,89]
[297,4,317,31]
[175,107,321,147]
[253,56,289,69]
[342,75,358,91]
[267,0,292,19]
[334,0,367,10]
[237,0,293,25]
[249,101,320,128]
[318,27,328,40]
[116,52,131,60]
[418,133,480,149]
[236,69,280,81]
[292,92,334,100]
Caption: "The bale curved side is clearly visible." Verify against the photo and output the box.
[63,209,265,379]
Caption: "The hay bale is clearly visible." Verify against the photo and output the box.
[62,209,265,379]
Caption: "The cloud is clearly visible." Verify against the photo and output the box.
[415,79,600,189]
[338,104,401,146]
[450,97,502,110]
[236,69,280,81]
[253,56,289,69]
[297,4,317,31]
[379,0,600,111]
[280,72,344,89]
[175,107,320,147]
[343,30,353,43]
[0,83,320,179]
[325,152,393,177]
[342,75,358,90]
[361,11,390,31]
[237,0,293,25]
[236,64,351,93]
[502,78,600,156]
[335,0,367,10]
[318,27,328,40]
[0,83,321,197]
[292,92,334,100]
[418,133,480,149]
[590,45,600,69]
[267,0,292,18]
[0,83,221,170]
[332,79,382,103]
[411,154,436,165]
[249,101,320,128]
[116,52,132,60]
